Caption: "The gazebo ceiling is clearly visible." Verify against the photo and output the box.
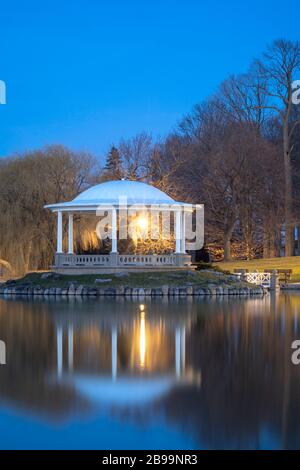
[45,179,192,210]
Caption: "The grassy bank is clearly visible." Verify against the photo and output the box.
[216,256,300,282]
[9,269,252,290]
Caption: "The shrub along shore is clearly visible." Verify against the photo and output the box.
[0,270,266,297]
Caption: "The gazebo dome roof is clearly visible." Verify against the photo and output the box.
[45,180,193,212]
[45,179,193,211]
[72,180,175,205]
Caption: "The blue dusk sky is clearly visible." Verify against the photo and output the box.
[0,0,298,162]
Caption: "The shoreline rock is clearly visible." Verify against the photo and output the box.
[0,284,267,297]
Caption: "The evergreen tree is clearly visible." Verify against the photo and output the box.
[104,146,123,179]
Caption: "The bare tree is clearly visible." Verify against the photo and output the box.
[218,73,267,130]
[253,39,300,256]
[118,132,153,180]
[176,92,283,261]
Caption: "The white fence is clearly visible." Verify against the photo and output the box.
[235,271,275,289]
[244,272,271,288]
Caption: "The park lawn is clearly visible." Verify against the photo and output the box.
[216,256,300,282]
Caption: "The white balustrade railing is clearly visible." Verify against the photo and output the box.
[55,254,110,267]
[118,254,176,266]
[54,253,190,268]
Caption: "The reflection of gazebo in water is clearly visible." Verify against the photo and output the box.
[52,301,201,407]
[45,180,198,273]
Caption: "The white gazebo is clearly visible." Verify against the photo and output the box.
[45,180,197,274]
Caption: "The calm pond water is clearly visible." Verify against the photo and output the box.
[0,293,300,450]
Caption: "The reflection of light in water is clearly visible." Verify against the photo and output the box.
[140,310,146,369]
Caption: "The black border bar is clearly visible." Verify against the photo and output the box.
[0,450,299,465]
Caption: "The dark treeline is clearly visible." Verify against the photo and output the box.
[1,38,300,274]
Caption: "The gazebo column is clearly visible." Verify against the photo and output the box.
[56,211,63,253]
[175,208,182,254]
[111,207,118,253]
[68,213,74,254]
[181,210,186,254]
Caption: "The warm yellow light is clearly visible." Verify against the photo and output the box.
[136,216,148,230]
[139,304,145,311]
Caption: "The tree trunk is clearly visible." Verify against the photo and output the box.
[263,219,270,258]
[283,120,294,257]
[223,220,236,261]
[269,227,276,258]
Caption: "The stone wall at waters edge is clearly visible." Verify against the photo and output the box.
[0,282,266,297]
